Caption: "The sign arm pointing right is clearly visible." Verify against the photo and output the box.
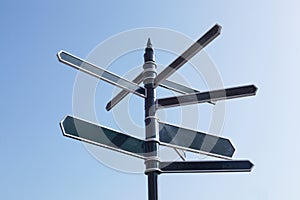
[106,74,214,111]
[157,85,257,109]
[154,24,222,88]
[159,160,254,173]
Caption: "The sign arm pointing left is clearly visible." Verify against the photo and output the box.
[60,115,146,159]
[106,72,145,111]
[57,50,146,98]
[105,73,213,111]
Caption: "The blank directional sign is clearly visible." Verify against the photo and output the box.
[57,51,146,98]
[159,122,235,159]
[159,80,200,94]
[105,73,206,111]
[159,160,254,173]
[60,115,146,159]
[106,72,144,111]
[154,24,221,87]
[157,85,257,109]
[159,80,215,105]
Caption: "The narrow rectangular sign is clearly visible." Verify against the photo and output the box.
[154,24,222,87]
[60,115,146,159]
[159,80,200,94]
[159,80,215,105]
[157,85,257,109]
[159,122,235,159]
[106,72,144,111]
[159,160,254,173]
[106,74,203,111]
[57,51,146,98]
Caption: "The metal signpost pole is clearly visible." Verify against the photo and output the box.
[143,38,159,200]
[57,24,258,200]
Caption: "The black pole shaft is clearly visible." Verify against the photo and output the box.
[148,172,158,200]
[145,83,158,200]
[143,38,159,200]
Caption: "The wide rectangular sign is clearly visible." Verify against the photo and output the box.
[60,115,146,159]
[159,122,235,159]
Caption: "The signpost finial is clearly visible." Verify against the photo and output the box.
[147,37,152,48]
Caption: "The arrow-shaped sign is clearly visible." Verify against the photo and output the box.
[105,72,144,111]
[159,160,254,173]
[57,51,146,98]
[60,116,235,160]
[60,115,146,159]
[105,74,207,111]
[159,80,200,94]
[159,80,215,105]
[159,122,235,159]
[157,85,257,109]
[154,24,221,88]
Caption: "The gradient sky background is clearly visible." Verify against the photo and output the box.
[1,0,300,199]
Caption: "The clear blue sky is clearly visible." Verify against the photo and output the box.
[1,0,300,199]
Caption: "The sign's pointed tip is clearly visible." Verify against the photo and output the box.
[253,85,258,94]
[147,37,152,48]
[105,102,112,111]
[57,50,63,61]
[215,23,222,31]
[59,115,70,136]
[249,160,255,169]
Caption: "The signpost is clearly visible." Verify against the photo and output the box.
[57,24,257,200]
